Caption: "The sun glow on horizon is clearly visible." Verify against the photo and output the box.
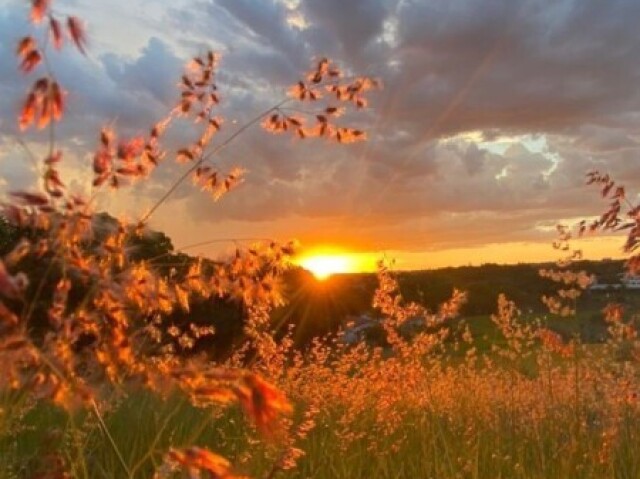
[295,250,376,280]
[298,255,353,280]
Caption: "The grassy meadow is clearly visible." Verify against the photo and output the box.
[2,283,640,478]
[2,345,640,479]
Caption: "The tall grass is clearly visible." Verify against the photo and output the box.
[2,383,640,478]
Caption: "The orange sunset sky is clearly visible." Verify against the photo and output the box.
[1,0,638,271]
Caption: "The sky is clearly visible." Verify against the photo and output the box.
[1,0,640,270]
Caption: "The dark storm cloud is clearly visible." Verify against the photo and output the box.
[180,0,640,236]
[215,0,306,62]
[2,0,640,256]
[388,0,640,138]
[299,0,390,64]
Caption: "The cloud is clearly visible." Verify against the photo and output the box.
[102,37,182,106]
[1,0,640,265]
[300,0,390,64]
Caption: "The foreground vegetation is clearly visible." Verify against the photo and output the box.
[2,263,640,478]
[2,317,640,479]
[2,393,640,479]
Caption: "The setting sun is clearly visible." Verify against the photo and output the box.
[294,249,378,280]
[297,254,355,280]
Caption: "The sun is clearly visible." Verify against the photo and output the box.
[297,254,355,280]
[294,248,378,280]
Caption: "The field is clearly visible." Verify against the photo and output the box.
[2,271,640,478]
[2,335,640,478]
[2,393,640,479]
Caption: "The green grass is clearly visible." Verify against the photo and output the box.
[0,390,261,479]
[2,306,632,479]
[296,411,640,479]
[2,388,640,478]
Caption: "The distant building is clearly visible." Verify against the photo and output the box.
[589,273,640,290]
[622,273,640,289]
[341,313,431,345]
[341,314,380,344]
[589,276,617,290]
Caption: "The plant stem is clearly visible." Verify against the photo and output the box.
[139,99,290,225]
[91,399,132,479]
